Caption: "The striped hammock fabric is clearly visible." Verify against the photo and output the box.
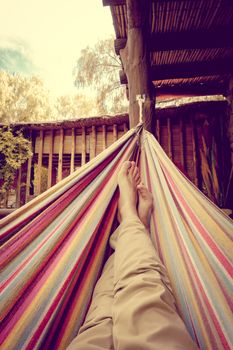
[0,126,232,350]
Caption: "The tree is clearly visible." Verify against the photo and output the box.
[73,38,128,115]
[0,127,32,201]
[55,93,96,119]
[0,71,56,123]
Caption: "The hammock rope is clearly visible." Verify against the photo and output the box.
[0,126,232,350]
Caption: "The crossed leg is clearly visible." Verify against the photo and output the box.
[67,162,198,350]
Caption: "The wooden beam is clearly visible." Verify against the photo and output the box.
[25,153,32,202]
[103,0,125,5]
[121,0,155,132]
[70,128,75,174]
[103,0,231,5]
[90,126,96,159]
[36,130,43,195]
[191,119,198,187]
[16,166,22,208]
[25,131,33,202]
[57,129,64,182]
[180,118,185,171]
[120,59,233,83]
[47,130,54,189]
[81,126,86,166]
[155,82,228,96]
[156,119,160,143]
[115,28,233,55]
[113,124,118,142]
[167,118,172,160]
[102,125,107,150]
[123,122,128,133]
[3,192,8,208]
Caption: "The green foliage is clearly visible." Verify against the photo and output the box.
[0,127,32,197]
[74,38,128,115]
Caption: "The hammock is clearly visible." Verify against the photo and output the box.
[0,126,232,350]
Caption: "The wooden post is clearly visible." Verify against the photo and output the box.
[167,118,172,160]
[57,128,64,182]
[70,128,75,174]
[191,118,198,187]
[228,77,233,167]
[156,119,160,143]
[113,124,118,142]
[25,131,33,202]
[102,125,107,150]
[47,130,54,189]
[81,126,86,166]
[180,118,185,170]
[36,130,44,195]
[123,122,128,133]
[225,76,233,207]
[3,191,8,208]
[121,0,155,132]
[16,166,22,208]
[90,126,96,159]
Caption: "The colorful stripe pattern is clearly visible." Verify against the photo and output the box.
[140,130,233,350]
[0,126,232,350]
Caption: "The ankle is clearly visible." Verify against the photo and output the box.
[119,204,138,222]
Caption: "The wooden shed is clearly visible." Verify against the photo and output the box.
[1,96,232,217]
[101,0,233,211]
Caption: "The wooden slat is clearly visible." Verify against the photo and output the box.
[103,0,205,5]
[191,119,198,186]
[120,59,233,84]
[16,166,22,208]
[102,125,107,150]
[25,155,32,202]
[90,126,96,159]
[70,128,75,174]
[123,122,128,133]
[180,118,185,170]
[25,131,33,202]
[3,192,8,208]
[37,130,44,195]
[167,118,172,160]
[81,126,86,166]
[57,128,64,182]
[47,130,54,189]
[114,28,233,55]
[113,124,118,142]
[156,119,160,143]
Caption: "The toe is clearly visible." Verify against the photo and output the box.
[120,161,131,175]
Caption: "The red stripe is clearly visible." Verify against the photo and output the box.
[162,165,233,278]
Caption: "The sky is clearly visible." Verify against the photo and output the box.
[0,0,115,96]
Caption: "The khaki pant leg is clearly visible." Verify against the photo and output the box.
[67,254,114,350]
[111,217,198,350]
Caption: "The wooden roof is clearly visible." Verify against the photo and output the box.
[2,96,227,130]
[1,114,129,130]
[103,0,233,95]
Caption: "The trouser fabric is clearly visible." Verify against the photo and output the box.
[67,216,198,350]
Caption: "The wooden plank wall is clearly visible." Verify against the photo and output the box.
[7,108,227,209]
[158,114,199,185]
[24,122,128,200]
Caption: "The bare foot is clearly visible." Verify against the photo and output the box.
[137,183,153,229]
[117,161,141,222]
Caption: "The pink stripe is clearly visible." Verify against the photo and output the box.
[162,165,233,278]
[0,213,86,345]
[144,151,164,261]
[170,209,219,348]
